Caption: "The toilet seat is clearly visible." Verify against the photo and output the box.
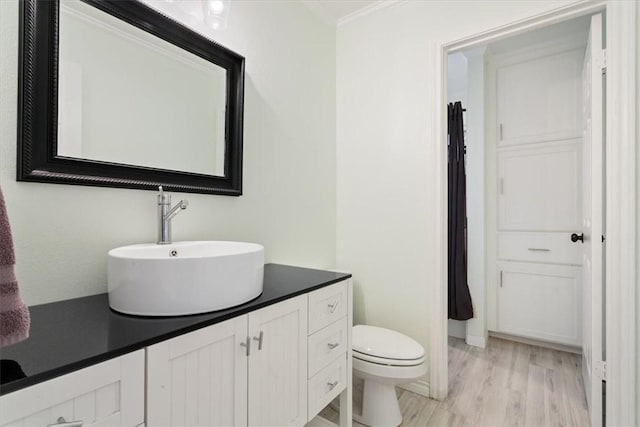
[353,350,425,367]
[353,325,424,363]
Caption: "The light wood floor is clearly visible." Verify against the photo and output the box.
[320,336,591,426]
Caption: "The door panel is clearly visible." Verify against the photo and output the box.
[581,13,604,427]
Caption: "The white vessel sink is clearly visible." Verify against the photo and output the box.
[107,241,264,316]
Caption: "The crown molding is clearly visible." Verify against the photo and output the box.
[338,0,404,27]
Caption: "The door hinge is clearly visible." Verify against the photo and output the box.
[601,49,607,71]
[594,361,607,381]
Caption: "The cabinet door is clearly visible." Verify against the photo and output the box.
[497,48,583,146]
[248,295,308,427]
[146,316,248,427]
[0,351,144,427]
[498,142,581,232]
[497,262,581,346]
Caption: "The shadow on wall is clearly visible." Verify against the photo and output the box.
[352,280,367,326]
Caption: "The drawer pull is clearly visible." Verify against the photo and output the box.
[327,342,340,350]
[327,380,339,390]
[253,330,264,350]
[48,417,83,427]
[327,301,338,313]
[527,248,550,252]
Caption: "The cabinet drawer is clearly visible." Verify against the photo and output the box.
[308,281,348,334]
[0,351,144,427]
[307,355,347,422]
[498,232,581,265]
[308,318,347,378]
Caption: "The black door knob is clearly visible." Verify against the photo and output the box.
[571,233,584,243]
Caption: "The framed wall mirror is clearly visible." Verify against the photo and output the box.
[18,0,245,195]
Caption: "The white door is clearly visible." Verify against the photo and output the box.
[248,295,308,427]
[581,13,604,427]
[146,316,249,427]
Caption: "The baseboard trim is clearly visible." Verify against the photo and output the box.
[398,379,430,398]
[465,334,486,348]
[489,331,581,354]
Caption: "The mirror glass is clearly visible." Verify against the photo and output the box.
[19,0,244,195]
[58,0,227,176]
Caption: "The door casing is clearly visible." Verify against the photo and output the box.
[432,2,636,426]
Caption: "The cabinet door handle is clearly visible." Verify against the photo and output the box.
[528,248,550,252]
[327,300,338,313]
[253,330,264,350]
[500,271,503,288]
[327,380,339,390]
[48,417,83,427]
[327,342,340,350]
[240,336,251,356]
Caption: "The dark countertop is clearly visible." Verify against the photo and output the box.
[0,263,350,395]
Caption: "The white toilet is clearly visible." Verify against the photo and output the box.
[352,325,427,427]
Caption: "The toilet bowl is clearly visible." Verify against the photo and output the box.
[352,325,427,427]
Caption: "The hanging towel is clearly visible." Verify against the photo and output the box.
[447,102,474,321]
[0,187,30,347]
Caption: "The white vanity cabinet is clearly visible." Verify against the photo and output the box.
[0,351,144,427]
[146,295,308,427]
[146,279,352,427]
[0,276,352,427]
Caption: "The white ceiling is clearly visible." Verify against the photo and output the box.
[300,0,384,25]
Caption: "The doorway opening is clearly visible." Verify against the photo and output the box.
[444,11,606,426]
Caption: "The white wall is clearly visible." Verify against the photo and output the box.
[0,0,337,305]
[446,52,468,340]
[463,49,486,347]
[636,1,640,416]
[336,0,582,380]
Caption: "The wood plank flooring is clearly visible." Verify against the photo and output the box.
[319,336,591,426]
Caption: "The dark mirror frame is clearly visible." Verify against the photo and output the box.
[18,0,245,195]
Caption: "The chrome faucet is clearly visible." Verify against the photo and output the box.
[157,186,188,245]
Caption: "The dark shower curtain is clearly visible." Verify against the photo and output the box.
[448,102,474,321]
